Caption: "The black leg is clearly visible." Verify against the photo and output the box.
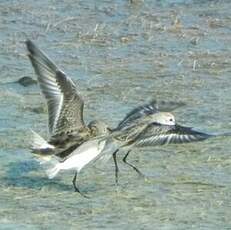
[112,149,119,185]
[72,172,89,198]
[123,151,144,177]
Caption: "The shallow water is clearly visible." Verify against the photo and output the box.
[0,0,231,229]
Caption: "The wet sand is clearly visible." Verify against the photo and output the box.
[0,0,231,229]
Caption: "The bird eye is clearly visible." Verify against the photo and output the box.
[169,118,173,121]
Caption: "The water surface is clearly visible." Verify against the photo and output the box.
[0,0,231,229]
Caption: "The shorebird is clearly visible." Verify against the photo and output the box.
[26,40,110,196]
[42,137,107,198]
[108,100,229,183]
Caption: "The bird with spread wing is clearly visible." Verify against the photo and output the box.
[26,40,110,196]
[108,101,229,183]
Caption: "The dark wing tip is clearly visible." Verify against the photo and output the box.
[134,124,214,147]
[25,39,35,54]
[173,124,214,142]
[25,39,42,58]
[25,39,32,46]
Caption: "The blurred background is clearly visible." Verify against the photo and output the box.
[0,0,230,229]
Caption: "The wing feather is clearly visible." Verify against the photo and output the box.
[26,40,85,136]
[116,100,185,131]
[134,124,212,146]
[116,100,158,130]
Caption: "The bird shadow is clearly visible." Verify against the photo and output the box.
[2,160,73,192]
[2,160,103,196]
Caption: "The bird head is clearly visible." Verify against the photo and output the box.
[88,120,110,136]
[151,112,176,126]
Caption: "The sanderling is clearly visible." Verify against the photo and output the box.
[107,100,228,183]
[42,137,107,198]
[26,40,110,195]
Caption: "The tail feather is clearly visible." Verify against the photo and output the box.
[30,129,54,149]
[41,157,60,179]
[46,164,60,179]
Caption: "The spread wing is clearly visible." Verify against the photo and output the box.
[116,100,185,131]
[26,40,85,137]
[116,100,159,130]
[134,123,213,146]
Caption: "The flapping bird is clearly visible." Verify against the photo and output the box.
[109,101,229,183]
[26,40,110,196]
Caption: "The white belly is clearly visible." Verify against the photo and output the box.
[58,139,106,172]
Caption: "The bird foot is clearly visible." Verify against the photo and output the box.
[74,188,90,199]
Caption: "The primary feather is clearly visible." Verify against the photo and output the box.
[26,40,85,137]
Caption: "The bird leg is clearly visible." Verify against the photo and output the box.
[122,150,144,177]
[112,149,119,185]
[72,172,89,198]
